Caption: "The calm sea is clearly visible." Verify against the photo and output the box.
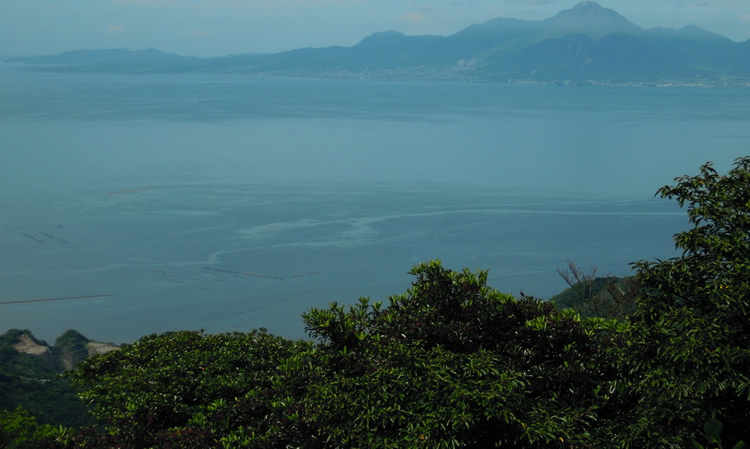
[1,64,749,343]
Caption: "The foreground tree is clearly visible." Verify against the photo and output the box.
[302,261,621,448]
[618,157,750,447]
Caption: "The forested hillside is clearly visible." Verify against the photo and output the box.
[0,329,102,429]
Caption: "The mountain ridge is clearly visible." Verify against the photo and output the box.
[6,1,750,85]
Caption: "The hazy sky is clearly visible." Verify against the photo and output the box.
[2,0,749,58]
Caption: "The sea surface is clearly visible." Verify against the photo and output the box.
[1,64,749,343]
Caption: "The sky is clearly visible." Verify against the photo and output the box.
[1,0,749,58]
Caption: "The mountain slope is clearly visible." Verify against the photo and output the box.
[487,32,694,81]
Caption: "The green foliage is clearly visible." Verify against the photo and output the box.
[303,342,527,448]
[66,329,314,448]
[693,419,748,449]
[302,261,620,448]
[634,157,750,318]
[619,157,750,447]
[0,406,59,449]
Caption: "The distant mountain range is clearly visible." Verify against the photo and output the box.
[7,1,750,85]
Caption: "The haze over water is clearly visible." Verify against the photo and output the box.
[1,64,749,343]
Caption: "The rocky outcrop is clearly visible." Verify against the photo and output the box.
[12,333,52,356]
[4,329,120,371]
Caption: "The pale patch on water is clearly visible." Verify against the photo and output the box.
[237,219,331,239]
[163,210,223,216]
